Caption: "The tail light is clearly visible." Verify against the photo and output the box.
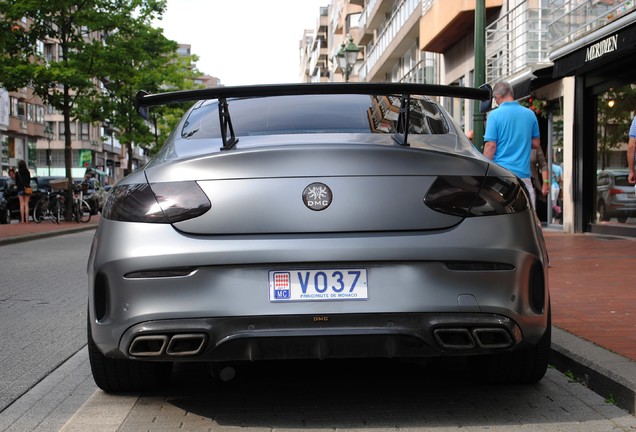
[102,182,211,223]
[425,176,529,217]
[609,188,624,196]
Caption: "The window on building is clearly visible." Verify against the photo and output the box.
[36,106,44,123]
[10,97,26,118]
[80,123,90,140]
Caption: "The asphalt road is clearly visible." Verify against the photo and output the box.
[1,231,636,431]
[0,231,96,430]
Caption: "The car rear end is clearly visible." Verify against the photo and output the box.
[87,84,550,391]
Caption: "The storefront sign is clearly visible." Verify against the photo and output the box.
[585,34,618,62]
[553,21,636,77]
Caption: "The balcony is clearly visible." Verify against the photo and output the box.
[359,0,422,81]
[549,0,636,52]
[485,2,552,85]
[420,0,503,53]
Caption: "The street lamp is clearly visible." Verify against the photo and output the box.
[44,123,53,175]
[335,34,359,82]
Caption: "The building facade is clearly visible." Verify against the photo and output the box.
[302,0,636,238]
[0,87,46,176]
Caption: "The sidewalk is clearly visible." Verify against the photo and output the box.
[0,215,100,245]
[1,219,635,413]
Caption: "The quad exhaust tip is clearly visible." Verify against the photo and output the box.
[129,333,207,357]
[433,327,513,350]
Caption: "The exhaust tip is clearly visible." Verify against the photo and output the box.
[129,335,168,356]
[433,328,475,349]
[166,334,207,356]
[472,328,513,349]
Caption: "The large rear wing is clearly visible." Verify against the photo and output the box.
[135,82,493,150]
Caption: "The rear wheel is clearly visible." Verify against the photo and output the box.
[470,307,551,385]
[87,316,172,393]
[80,200,92,222]
[33,198,48,223]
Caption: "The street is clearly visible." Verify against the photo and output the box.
[1,231,636,431]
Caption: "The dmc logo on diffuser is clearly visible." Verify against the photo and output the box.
[302,183,332,211]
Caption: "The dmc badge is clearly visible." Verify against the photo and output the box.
[302,183,332,211]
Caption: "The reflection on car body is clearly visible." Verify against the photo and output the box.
[87,83,550,393]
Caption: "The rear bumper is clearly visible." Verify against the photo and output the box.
[88,212,549,361]
[117,312,527,362]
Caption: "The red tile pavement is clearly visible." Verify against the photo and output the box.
[544,230,636,361]
[1,220,635,361]
[0,215,100,241]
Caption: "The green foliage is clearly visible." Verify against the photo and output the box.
[78,19,201,164]
[0,0,199,177]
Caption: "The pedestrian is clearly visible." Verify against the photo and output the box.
[530,146,550,210]
[551,162,563,205]
[483,82,541,207]
[628,115,636,184]
[15,160,32,224]
[8,167,16,188]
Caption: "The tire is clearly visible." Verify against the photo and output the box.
[87,316,172,393]
[78,200,91,223]
[617,216,628,223]
[33,198,48,223]
[470,307,551,385]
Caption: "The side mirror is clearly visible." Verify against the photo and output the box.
[478,83,493,114]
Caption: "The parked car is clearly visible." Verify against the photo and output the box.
[597,168,636,223]
[0,176,10,224]
[4,176,43,221]
[74,178,107,214]
[87,83,550,393]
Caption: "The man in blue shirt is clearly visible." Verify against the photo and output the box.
[628,116,636,184]
[484,81,541,207]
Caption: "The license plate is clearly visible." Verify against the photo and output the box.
[269,269,368,302]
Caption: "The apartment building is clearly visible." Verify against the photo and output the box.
[0,87,46,176]
[303,0,636,238]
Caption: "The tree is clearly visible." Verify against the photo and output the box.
[79,21,201,171]
[0,0,167,220]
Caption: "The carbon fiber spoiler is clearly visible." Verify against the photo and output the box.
[135,82,493,150]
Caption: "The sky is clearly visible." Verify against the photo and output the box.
[154,0,329,86]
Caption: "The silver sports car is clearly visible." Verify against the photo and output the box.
[87,83,550,392]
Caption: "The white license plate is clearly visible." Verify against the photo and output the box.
[269,269,368,302]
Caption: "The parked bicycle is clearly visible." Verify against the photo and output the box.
[72,183,91,223]
[32,178,91,223]
[33,185,66,224]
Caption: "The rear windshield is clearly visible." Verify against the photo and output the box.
[181,94,449,139]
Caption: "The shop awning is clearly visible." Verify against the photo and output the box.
[550,13,636,78]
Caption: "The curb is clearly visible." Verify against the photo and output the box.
[550,327,636,414]
[0,224,97,246]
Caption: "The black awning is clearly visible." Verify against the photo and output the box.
[553,21,636,77]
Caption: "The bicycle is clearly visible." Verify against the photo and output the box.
[72,183,91,223]
[33,190,64,224]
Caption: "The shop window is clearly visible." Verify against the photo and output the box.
[594,84,636,226]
